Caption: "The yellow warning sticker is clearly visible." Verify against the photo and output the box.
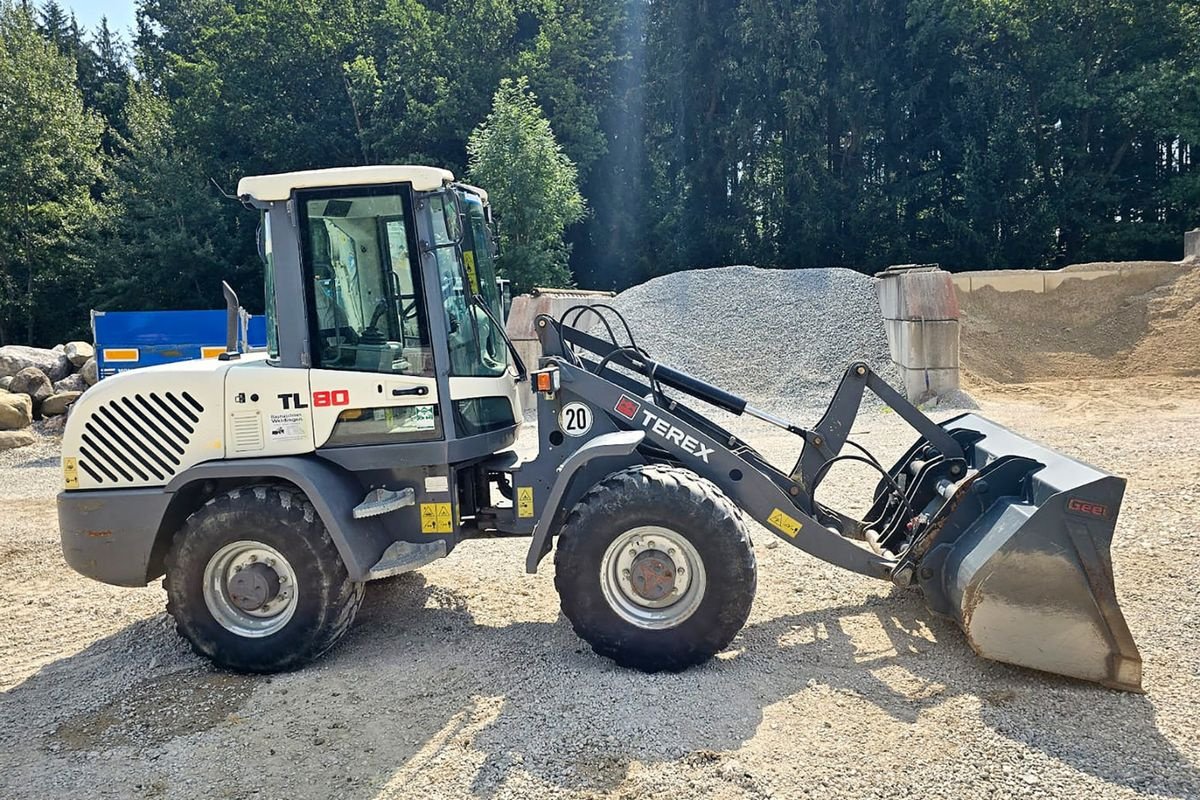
[463,250,480,294]
[420,502,454,534]
[517,487,534,518]
[767,508,803,538]
[63,457,78,489]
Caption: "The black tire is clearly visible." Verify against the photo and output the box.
[164,485,365,672]
[554,464,756,672]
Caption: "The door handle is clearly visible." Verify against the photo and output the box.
[392,386,430,397]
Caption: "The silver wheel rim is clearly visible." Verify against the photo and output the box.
[599,526,707,630]
[202,540,299,638]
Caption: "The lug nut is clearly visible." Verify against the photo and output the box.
[668,548,676,556]
[267,558,276,567]
[622,569,631,579]
[248,555,257,563]
[279,575,287,583]
[677,567,685,575]
[629,548,637,556]
[647,540,655,548]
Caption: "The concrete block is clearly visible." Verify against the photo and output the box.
[969,272,1046,293]
[885,319,960,369]
[1186,229,1200,261]
[876,269,960,320]
[900,365,960,403]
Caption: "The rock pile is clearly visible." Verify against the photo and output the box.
[0,341,96,451]
[606,266,901,411]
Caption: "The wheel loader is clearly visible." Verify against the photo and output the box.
[57,165,1142,690]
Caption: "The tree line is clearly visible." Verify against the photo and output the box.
[1,0,1197,347]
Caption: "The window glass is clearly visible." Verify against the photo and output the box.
[301,191,432,375]
[428,193,507,378]
[260,212,279,359]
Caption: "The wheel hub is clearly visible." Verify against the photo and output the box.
[227,562,281,611]
[202,541,300,637]
[629,550,676,601]
[599,526,707,630]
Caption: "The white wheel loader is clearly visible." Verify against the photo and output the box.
[57,165,1141,689]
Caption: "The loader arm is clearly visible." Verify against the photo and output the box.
[520,312,1142,691]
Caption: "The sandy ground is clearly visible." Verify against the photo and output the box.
[1,380,1199,799]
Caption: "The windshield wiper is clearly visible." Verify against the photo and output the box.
[472,293,527,382]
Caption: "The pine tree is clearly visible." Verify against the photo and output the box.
[468,77,586,291]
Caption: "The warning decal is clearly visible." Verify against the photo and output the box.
[517,487,534,518]
[420,502,454,534]
[767,508,803,538]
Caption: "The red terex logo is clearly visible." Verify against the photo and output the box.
[614,395,641,421]
[1067,497,1108,518]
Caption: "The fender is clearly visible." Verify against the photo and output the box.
[166,456,392,581]
[524,430,644,573]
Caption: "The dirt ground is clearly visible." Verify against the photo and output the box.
[1,376,1199,799]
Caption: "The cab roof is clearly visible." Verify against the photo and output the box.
[237,165,455,202]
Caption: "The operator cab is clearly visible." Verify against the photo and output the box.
[239,165,521,459]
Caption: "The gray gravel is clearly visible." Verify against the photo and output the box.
[1,383,1198,799]
[606,266,902,413]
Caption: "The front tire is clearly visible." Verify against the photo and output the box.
[554,465,757,672]
[164,485,364,672]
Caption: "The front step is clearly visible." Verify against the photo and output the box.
[366,539,447,580]
[353,487,416,519]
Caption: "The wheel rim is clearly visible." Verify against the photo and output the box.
[599,526,707,630]
[202,541,299,638]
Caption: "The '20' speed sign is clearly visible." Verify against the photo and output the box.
[558,402,593,437]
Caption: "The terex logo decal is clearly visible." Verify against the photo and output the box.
[639,409,715,463]
[614,395,641,420]
[1067,497,1109,519]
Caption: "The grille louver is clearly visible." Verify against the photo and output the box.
[78,392,204,485]
[230,411,264,452]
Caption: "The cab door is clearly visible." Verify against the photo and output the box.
[296,185,442,448]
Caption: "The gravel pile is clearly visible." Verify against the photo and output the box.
[2,387,1199,798]
[605,266,901,412]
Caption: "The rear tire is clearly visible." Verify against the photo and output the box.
[554,465,756,672]
[164,485,364,672]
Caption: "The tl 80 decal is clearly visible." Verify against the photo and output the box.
[278,390,350,410]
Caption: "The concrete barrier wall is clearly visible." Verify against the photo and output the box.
[876,267,960,402]
[952,261,1181,294]
[1186,229,1200,262]
[505,288,616,410]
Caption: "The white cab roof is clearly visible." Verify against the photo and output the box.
[237,165,455,201]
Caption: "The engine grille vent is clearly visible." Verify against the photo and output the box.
[77,391,204,485]
[230,411,264,452]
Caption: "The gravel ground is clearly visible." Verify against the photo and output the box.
[607,266,902,411]
[2,381,1199,799]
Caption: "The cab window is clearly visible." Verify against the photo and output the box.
[428,193,507,378]
[299,188,433,376]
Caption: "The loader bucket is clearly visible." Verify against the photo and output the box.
[905,414,1142,691]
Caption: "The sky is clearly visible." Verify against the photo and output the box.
[61,0,137,40]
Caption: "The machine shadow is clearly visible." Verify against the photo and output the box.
[1,574,1196,799]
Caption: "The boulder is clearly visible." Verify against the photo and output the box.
[0,375,11,391]
[41,391,82,417]
[9,367,53,405]
[80,357,98,386]
[0,429,36,451]
[52,343,66,353]
[53,373,87,394]
[40,414,66,434]
[0,391,32,430]
[0,345,70,381]
[65,341,94,368]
